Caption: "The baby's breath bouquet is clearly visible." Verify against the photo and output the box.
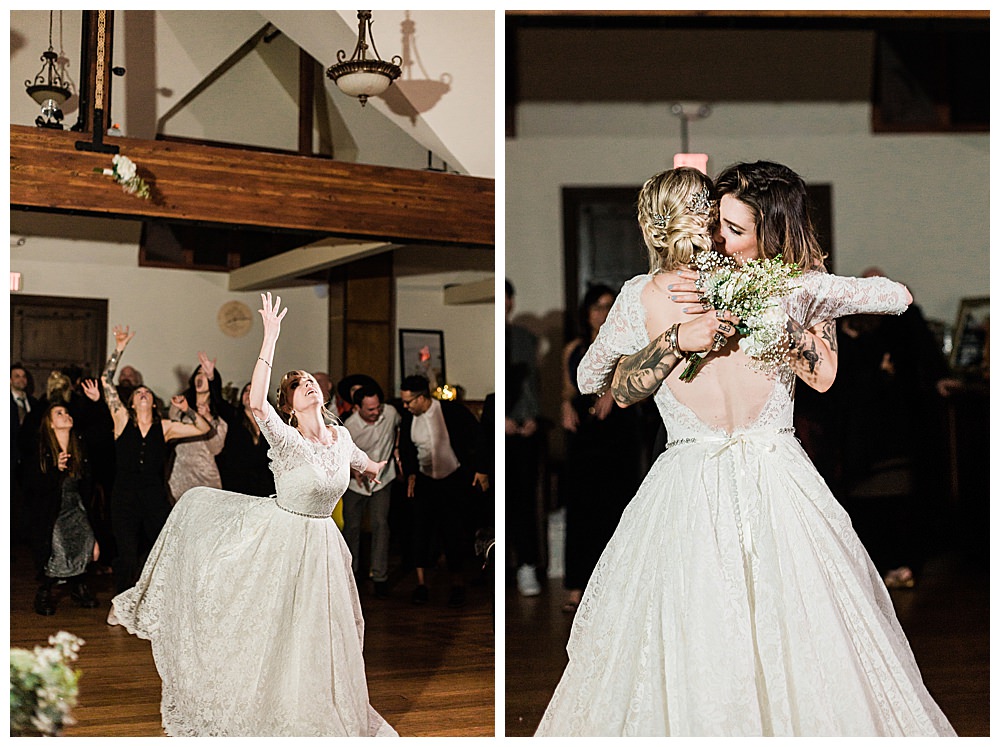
[10,631,84,736]
[94,154,151,199]
[679,251,802,381]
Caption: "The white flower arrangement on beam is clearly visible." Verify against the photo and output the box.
[94,154,151,200]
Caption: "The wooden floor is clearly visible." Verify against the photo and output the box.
[10,544,495,738]
[505,550,989,737]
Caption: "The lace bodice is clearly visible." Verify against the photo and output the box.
[254,403,369,517]
[578,271,909,439]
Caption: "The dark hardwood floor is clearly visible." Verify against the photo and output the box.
[10,544,494,737]
[505,550,989,737]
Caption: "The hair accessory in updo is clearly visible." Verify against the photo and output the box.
[652,212,669,228]
[687,186,712,216]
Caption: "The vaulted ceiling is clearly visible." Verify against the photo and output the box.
[10,10,495,285]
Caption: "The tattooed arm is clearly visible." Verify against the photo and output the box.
[610,326,684,407]
[786,317,838,392]
[101,325,136,439]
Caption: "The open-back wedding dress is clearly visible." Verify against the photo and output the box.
[535,271,956,737]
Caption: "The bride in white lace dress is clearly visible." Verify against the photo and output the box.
[112,292,397,737]
[535,163,956,737]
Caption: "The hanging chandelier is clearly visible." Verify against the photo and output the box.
[25,11,73,129]
[326,10,401,108]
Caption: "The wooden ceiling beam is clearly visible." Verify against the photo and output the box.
[10,125,494,248]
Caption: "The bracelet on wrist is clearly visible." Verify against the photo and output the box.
[258,357,272,368]
[668,323,685,359]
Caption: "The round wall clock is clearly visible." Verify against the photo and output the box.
[217,300,254,337]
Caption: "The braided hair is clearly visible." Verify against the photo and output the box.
[636,167,717,273]
[714,161,827,271]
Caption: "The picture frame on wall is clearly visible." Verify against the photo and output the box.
[949,296,990,373]
[399,328,446,390]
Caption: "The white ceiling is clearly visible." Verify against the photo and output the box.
[10,10,495,178]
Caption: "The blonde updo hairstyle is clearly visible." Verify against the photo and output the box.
[45,370,73,405]
[277,370,337,428]
[637,167,717,273]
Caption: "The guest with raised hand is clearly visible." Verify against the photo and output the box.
[166,351,230,504]
[87,325,212,611]
[536,164,953,737]
[107,293,396,737]
[23,402,100,616]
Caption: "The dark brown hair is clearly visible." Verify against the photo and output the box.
[714,161,827,271]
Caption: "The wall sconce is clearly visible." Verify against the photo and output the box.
[25,11,72,129]
[326,10,402,107]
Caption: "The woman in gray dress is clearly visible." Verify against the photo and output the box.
[26,401,99,615]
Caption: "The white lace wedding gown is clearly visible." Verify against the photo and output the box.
[112,403,397,737]
[535,272,956,737]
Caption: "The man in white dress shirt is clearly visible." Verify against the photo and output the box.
[342,380,400,598]
[398,374,478,608]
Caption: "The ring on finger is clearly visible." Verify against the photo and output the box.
[715,310,726,320]
[701,300,713,311]
[718,322,733,334]
[712,332,726,351]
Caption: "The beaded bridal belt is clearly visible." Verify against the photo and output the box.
[270,495,332,519]
[665,427,796,456]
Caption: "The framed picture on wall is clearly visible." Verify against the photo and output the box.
[399,329,446,390]
[949,296,989,373]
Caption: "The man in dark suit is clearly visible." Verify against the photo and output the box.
[398,374,478,608]
[11,363,39,550]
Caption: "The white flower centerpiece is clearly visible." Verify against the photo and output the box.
[94,154,151,200]
[10,631,85,736]
[680,250,802,381]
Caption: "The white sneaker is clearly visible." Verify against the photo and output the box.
[106,604,120,626]
[516,564,541,596]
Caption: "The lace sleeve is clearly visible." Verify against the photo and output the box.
[339,427,370,473]
[253,402,294,455]
[782,271,910,328]
[577,276,648,395]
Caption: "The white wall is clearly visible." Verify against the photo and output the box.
[9,236,496,403]
[9,237,329,403]
[506,100,989,327]
[395,273,495,401]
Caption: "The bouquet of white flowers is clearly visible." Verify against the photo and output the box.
[10,631,85,736]
[679,251,802,382]
[94,154,151,199]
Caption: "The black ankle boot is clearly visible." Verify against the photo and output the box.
[70,580,98,608]
[34,585,56,616]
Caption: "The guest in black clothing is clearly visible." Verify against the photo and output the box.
[86,325,212,611]
[11,363,40,549]
[399,374,479,608]
[559,284,644,614]
[505,280,543,597]
[217,382,275,497]
[23,403,99,615]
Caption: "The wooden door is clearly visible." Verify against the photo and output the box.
[10,295,108,397]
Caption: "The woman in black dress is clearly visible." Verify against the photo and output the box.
[559,284,644,613]
[84,325,212,613]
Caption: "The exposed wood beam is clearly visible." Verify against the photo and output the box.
[444,278,494,305]
[228,237,399,291]
[10,125,494,248]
